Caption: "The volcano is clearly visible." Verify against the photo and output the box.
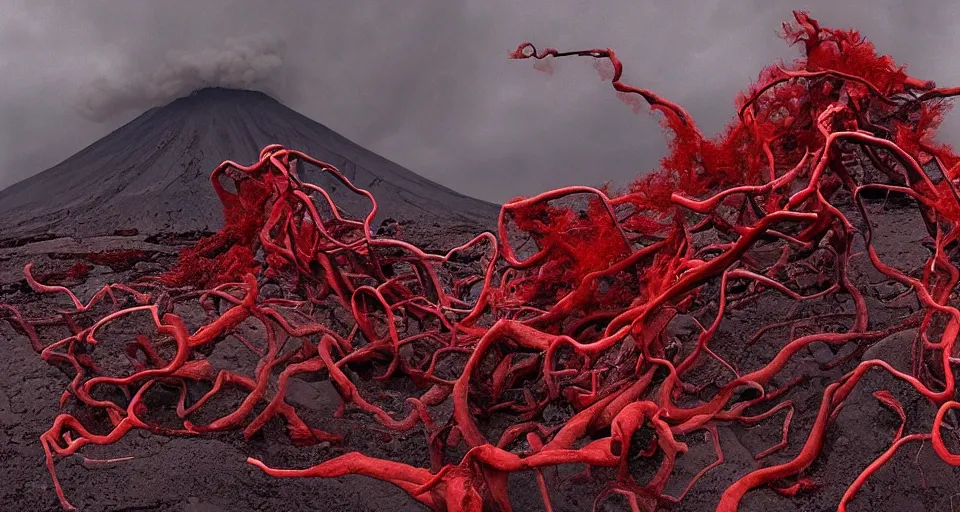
[0,87,499,240]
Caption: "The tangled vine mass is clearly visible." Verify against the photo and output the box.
[4,11,960,511]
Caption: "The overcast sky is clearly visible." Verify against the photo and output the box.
[2,1,960,204]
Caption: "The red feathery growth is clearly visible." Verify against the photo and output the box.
[158,168,272,287]
[64,263,93,281]
[4,10,960,512]
[80,250,153,272]
[33,263,94,285]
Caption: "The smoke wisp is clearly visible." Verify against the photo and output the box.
[75,33,285,122]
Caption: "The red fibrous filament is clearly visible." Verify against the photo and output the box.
[3,10,960,512]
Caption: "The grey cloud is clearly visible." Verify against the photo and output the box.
[2,1,960,204]
[74,33,286,122]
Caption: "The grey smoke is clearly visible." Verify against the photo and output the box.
[3,1,960,201]
[74,33,285,122]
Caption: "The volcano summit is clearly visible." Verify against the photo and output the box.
[0,87,499,240]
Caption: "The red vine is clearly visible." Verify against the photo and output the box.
[2,10,960,511]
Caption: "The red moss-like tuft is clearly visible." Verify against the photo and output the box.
[33,262,94,285]
[78,250,154,272]
[158,176,271,288]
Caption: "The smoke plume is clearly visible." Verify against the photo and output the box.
[75,33,285,122]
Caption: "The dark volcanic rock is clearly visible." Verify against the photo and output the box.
[0,87,499,239]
